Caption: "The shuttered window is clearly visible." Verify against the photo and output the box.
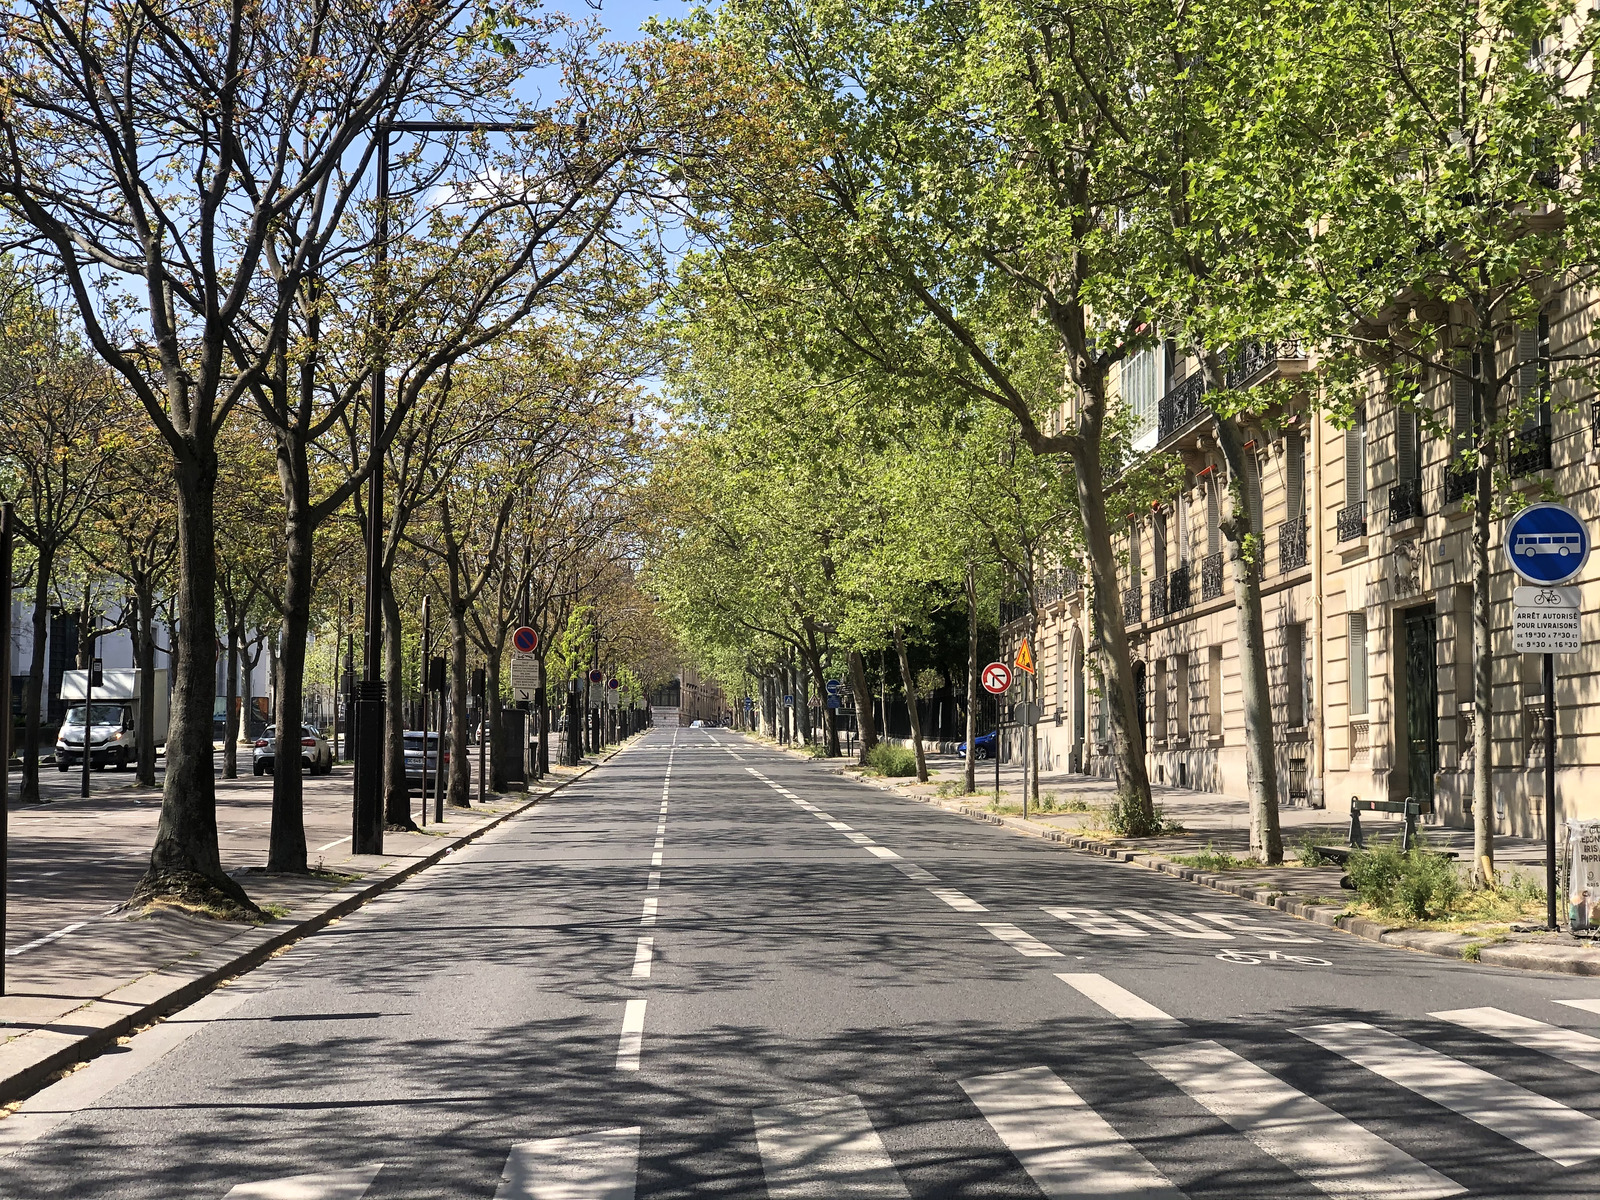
[1206,479,1221,555]
[1176,489,1190,562]
[1285,623,1306,728]
[1348,611,1369,716]
[1129,525,1142,586]
[1343,408,1368,508]
[1518,316,1552,431]
[1153,512,1167,577]
[1286,433,1305,517]
[1396,408,1418,483]
[1245,456,1263,534]
[1453,354,1477,448]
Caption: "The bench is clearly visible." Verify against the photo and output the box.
[1313,796,1457,872]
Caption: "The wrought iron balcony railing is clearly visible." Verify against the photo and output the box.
[1168,561,1192,613]
[1201,551,1224,600]
[1149,574,1168,621]
[1279,514,1309,570]
[1223,340,1306,390]
[1444,463,1473,505]
[1157,373,1207,442]
[1389,479,1422,524]
[1592,400,1600,451]
[1508,425,1553,478]
[1122,584,1142,626]
[1336,501,1366,543]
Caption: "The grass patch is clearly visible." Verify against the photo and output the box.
[1344,848,1546,929]
[934,779,974,799]
[1303,896,1343,906]
[1295,830,1344,866]
[864,743,918,777]
[1106,794,1186,837]
[260,902,291,920]
[1168,841,1254,871]
[801,742,831,759]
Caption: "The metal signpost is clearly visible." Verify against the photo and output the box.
[2,503,11,996]
[1506,502,1589,930]
[981,662,1013,803]
[1014,639,1037,818]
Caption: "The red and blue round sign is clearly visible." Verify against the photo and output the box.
[588,668,604,684]
[512,626,539,654]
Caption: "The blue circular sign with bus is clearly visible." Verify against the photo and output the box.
[1507,502,1590,585]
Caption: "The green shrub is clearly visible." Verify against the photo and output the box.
[865,743,918,777]
[1296,830,1341,866]
[1347,838,1461,919]
[1105,794,1184,837]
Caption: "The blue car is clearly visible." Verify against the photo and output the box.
[957,731,998,759]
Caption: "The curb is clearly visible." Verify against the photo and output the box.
[0,758,609,1107]
[752,739,1600,980]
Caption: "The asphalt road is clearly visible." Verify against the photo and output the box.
[7,726,1600,1199]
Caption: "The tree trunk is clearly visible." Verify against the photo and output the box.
[268,495,315,873]
[134,576,157,787]
[848,649,877,762]
[446,605,471,807]
[224,624,240,779]
[21,544,51,803]
[1067,434,1155,831]
[381,576,416,830]
[1213,416,1282,863]
[965,562,979,794]
[1471,381,1498,886]
[138,451,252,910]
[565,684,583,764]
[799,643,838,756]
[892,624,928,782]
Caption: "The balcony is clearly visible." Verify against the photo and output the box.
[1508,425,1553,478]
[1389,479,1422,524]
[1336,501,1366,543]
[1591,400,1600,450]
[1168,561,1192,613]
[1444,464,1473,505]
[1158,373,1207,442]
[1223,340,1306,390]
[1201,551,1224,600]
[1122,585,1142,625]
[1149,575,1168,620]
[1279,514,1308,570]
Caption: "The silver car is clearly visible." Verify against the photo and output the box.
[253,724,334,775]
[404,730,444,790]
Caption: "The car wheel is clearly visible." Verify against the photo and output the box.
[56,760,69,772]
[253,762,264,776]
[114,750,127,771]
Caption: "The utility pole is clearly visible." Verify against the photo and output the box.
[419,595,430,829]
[2,503,13,996]
[80,592,95,800]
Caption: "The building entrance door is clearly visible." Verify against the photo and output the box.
[1071,639,1086,772]
[1404,606,1438,809]
[1133,661,1148,753]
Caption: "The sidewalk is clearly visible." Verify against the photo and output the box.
[782,739,1600,977]
[0,749,611,1105]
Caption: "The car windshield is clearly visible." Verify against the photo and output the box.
[64,705,125,727]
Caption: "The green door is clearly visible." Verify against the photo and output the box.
[1404,607,1438,809]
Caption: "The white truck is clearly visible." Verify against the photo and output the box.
[56,668,170,771]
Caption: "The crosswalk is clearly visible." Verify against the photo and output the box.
[215,996,1600,1197]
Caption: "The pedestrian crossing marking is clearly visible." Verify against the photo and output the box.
[753,1094,911,1198]
[1055,974,1179,1023]
[980,922,1065,957]
[1115,909,1232,940]
[1141,1041,1464,1200]
[224,1165,383,1199]
[960,1065,1183,1199]
[1433,1006,1600,1075]
[1194,912,1321,943]
[494,1127,639,1199]
[1042,906,1150,937]
[1295,1020,1600,1166]
[1554,997,1600,1016]
[928,887,988,912]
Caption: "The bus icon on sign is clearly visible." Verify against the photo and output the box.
[1514,532,1582,557]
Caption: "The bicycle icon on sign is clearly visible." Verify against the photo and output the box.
[1532,588,1565,606]
[1216,948,1332,967]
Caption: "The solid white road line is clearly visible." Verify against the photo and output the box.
[1295,1021,1600,1166]
[1055,974,1179,1023]
[225,1166,385,1199]
[1433,1006,1600,1075]
[494,1127,640,1200]
[632,936,655,979]
[890,861,938,882]
[1142,1041,1463,1200]
[960,1066,1182,1199]
[1116,909,1232,940]
[1554,997,1600,1016]
[641,897,658,925]
[979,923,1064,957]
[315,836,351,852]
[928,887,988,912]
[1,981,271,1155]
[4,921,87,957]
[616,999,647,1071]
[753,1095,911,1199]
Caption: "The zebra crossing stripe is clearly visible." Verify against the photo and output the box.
[1141,1041,1463,1200]
[753,1094,911,1198]
[1055,974,1179,1024]
[1295,1021,1600,1167]
[979,923,1065,957]
[1554,997,1600,1016]
[223,1165,383,1199]
[494,1127,639,1199]
[960,1065,1183,1199]
[1115,909,1232,940]
[1433,1006,1600,1075]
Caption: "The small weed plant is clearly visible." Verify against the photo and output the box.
[1106,794,1185,837]
[1347,838,1460,920]
[1295,830,1342,866]
[865,743,918,777]
[1170,841,1253,871]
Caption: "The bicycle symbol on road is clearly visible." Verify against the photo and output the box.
[1216,948,1332,967]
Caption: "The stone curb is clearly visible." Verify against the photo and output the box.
[751,738,1600,979]
[0,755,615,1107]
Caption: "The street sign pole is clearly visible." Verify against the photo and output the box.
[994,693,1001,802]
[1546,650,1557,930]
[1,502,12,997]
[419,596,430,829]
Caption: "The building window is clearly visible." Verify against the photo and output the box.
[1122,344,1162,445]
[1510,314,1554,476]
[1348,610,1369,717]
[1245,455,1264,535]
[1207,646,1224,738]
[1206,478,1221,556]
[1344,407,1368,509]
[1285,623,1306,729]
[1286,432,1305,519]
[1175,653,1190,741]
[1153,658,1169,746]
[1153,511,1168,579]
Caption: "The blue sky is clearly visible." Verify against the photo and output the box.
[560,0,701,41]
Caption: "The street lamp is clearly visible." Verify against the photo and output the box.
[352,117,538,855]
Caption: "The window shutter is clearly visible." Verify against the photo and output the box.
[1129,525,1142,586]
[1246,456,1263,534]
[1206,480,1221,555]
[1453,358,1475,447]
[1344,410,1367,508]
[1286,433,1305,517]
[1395,409,1417,483]
[1153,512,1167,577]
[1349,611,1369,716]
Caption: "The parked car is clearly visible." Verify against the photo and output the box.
[404,730,444,789]
[55,703,138,771]
[253,725,333,775]
[956,730,998,760]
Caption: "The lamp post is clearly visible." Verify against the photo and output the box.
[2,502,13,995]
[352,117,537,855]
